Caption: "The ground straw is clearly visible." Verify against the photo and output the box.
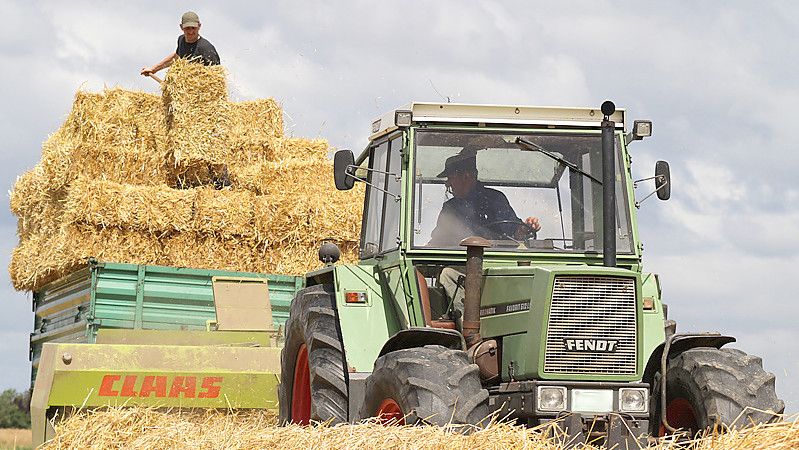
[39,407,799,450]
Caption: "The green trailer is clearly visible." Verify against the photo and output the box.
[29,260,303,382]
[30,260,304,446]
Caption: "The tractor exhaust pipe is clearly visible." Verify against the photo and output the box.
[460,236,491,348]
[601,101,617,268]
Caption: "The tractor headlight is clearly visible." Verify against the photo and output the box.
[619,388,648,413]
[537,386,567,411]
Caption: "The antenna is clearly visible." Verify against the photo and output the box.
[428,79,452,103]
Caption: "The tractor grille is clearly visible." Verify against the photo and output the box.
[544,276,637,375]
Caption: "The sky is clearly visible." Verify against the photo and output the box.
[1,1,797,414]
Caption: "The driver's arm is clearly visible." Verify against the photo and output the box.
[516,216,541,239]
[490,189,540,239]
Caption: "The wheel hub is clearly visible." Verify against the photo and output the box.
[376,398,405,425]
[291,344,311,425]
[660,397,698,436]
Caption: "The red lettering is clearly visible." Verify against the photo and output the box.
[168,376,197,398]
[198,377,223,398]
[120,375,138,397]
[98,375,120,396]
[139,376,168,398]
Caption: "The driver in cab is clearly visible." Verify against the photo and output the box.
[429,147,540,247]
[428,147,541,331]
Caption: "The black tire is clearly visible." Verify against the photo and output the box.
[652,347,784,436]
[278,284,348,424]
[358,345,490,428]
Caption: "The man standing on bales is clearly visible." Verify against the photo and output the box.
[141,11,220,77]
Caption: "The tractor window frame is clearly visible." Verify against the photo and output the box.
[359,131,404,259]
[380,135,404,253]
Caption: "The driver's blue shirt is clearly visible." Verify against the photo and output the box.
[429,182,521,246]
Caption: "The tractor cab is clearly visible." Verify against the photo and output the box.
[334,103,648,335]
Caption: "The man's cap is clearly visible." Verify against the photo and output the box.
[437,146,480,178]
[181,11,200,28]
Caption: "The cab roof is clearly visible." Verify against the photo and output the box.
[369,102,626,141]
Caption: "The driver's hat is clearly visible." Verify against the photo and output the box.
[437,146,479,178]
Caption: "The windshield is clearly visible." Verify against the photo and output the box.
[412,130,634,254]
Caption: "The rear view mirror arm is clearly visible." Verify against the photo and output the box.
[634,175,669,208]
[348,165,400,201]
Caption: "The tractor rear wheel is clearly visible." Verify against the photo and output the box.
[278,284,348,424]
[358,345,490,428]
[653,347,784,437]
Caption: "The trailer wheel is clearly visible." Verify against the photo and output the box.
[653,347,784,437]
[358,345,490,429]
[279,284,348,424]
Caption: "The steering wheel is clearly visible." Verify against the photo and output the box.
[484,219,538,241]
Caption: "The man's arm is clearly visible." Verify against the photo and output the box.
[488,188,540,237]
[141,52,177,76]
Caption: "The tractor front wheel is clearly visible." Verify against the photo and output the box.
[358,345,490,428]
[278,284,348,424]
[653,347,784,437]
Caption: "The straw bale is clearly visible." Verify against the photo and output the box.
[253,241,359,275]
[37,130,79,190]
[229,98,283,139]
[160,233,256,273]
[62,88,166,149]
[8,231,78,292]
[253,186,364,247]
[230,159,333,195]
[193,188,256,238]
[41,135,171,189]
[64,224,163,266]
[9,224,160,291]
[38,88,168,189]
[63,177,195,234]
[42,406,799,450]
[227,134,281,168]
[9,164,67,239]
[163,59,231,168]
[274,137,330,162]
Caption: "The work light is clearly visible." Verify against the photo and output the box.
[394,110,413,127]
[633,120,652,139]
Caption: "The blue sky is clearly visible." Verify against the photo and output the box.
[1,1,797,412]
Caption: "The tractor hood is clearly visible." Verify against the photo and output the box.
[479,265,645,382]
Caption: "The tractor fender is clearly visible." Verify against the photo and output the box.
[304,265,336,287]
[378,328,465,358]
[643,333,736,384]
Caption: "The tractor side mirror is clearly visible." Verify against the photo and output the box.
[655,161,671,200]
[333,149,356,190]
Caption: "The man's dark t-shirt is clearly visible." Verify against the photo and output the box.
[176,36,220,66]
[429,182,521,246]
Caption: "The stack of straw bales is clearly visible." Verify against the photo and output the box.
[9,59,363,292]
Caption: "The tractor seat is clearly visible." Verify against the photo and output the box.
[415,270,457,330]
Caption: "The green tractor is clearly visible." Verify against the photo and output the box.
[277,101,783,445]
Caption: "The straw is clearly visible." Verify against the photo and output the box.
[40,407,799,450]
